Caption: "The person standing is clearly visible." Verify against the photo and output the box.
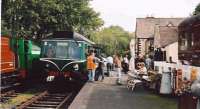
[47,46,55,58]
[145,55,152,70]
[114,54,122,85]
[87,52,96,82]
[107,56,113,76]
[123,55,129,74]
[95,56,104,81]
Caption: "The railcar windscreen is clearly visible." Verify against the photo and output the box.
[41,40,81,59]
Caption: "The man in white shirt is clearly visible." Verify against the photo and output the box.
[107,56,113,76]
[107,56,113,64]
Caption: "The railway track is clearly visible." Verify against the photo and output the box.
[17,91,73,109]
[0,90,19,103]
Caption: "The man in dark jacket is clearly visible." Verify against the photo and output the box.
[95,56,104,81]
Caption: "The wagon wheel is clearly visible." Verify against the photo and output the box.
[143,81,150,90]
[127,80,136,91]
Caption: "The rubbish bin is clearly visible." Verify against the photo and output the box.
[178,93,197,109]
[160,67,172,94]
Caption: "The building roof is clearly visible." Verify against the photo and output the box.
[136,17,184,38]
[74,32,95,45]
[154,26,178,48]
[45,31,95,45]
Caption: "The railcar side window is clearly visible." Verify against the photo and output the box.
[186,32,192,49]
[192,32,200,51]
[179,33,187,51]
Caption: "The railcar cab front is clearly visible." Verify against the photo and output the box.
[40,31,94,83]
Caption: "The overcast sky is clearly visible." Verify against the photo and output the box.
[90,0,200,32]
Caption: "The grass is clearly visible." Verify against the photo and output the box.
[0,93,35,109]
[0,87,45,109]
[142,94,178,109]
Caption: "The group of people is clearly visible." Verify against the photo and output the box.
[86,51,106,82]
[135,54,153,74]
[86,51,131,85]
[86,50,153,85]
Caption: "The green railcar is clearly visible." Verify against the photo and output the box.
[39,31,94,83]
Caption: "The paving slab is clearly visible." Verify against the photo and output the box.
[69,71,178,109]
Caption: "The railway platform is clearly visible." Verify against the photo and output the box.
[69,71,178,109]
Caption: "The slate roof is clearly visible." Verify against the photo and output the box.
[136,17,184,38]
[154,26,178,48]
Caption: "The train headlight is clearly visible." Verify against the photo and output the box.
[46,63,50,67]
[73,64,79,71]
[46,76,55,82]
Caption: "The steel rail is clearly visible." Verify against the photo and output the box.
[17,91,73,109]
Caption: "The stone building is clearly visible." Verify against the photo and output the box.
[135,17,184,58]
[155,26,179,63]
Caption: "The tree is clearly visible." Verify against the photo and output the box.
[193,3,200,15]
[1,0,103,39]
[91,26,131,56]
